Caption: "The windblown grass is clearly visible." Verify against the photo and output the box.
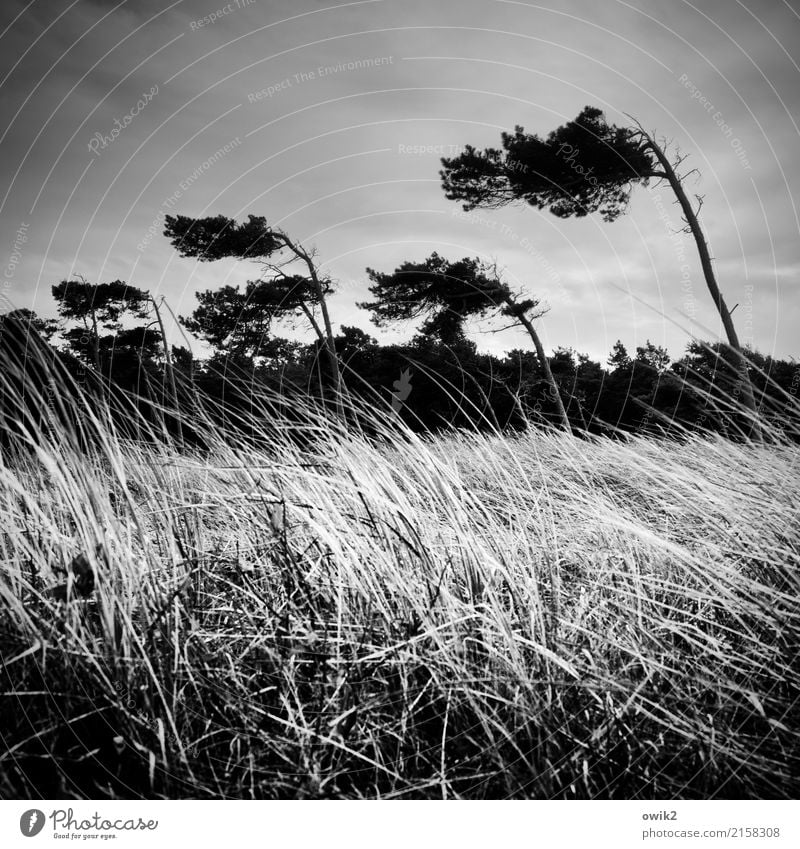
[1,372,798,799]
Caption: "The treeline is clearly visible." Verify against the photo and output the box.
[1,293,798,451]
[3,105,800,448]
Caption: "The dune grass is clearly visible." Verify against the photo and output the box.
[0,370,799,800]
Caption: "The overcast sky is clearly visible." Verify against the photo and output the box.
[1,0,798,364]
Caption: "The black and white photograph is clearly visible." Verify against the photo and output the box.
[0,0,798,837]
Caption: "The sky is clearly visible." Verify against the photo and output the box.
[1,0,798,365]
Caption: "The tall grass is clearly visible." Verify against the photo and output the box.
[1,357,799,799]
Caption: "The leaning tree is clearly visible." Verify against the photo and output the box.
[163,215,341,399]
[360,252,571,430]
[440,106,760,438]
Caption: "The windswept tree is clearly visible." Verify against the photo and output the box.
[441,106,760,437]
[163,215,340,397]
[360,252,570,430]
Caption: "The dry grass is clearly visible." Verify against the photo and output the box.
[1,379,799,799]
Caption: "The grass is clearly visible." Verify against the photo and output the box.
[1,372,799,799]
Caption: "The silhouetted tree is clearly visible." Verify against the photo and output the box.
[0,308,60,343]
[636,340,670,373]
[334,326,380,386]
[607,340,631,370]
[361,252,570,429]
[441,106,760,437]
[181,279,305,364]
[51,277,150,381]
[164,214,341,399]
[0,309,73,449]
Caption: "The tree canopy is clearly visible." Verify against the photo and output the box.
[52,278,149,327]
[441,106,655,221]
[165,213,341,398]
[361,252,510,344]
[182,277,320,360]
[163,214,284,261]
[361,252,570,429]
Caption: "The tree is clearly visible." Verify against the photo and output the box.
[163,214,341,400]
[0,308,60,346]
[607,339,631,370]
[360,252,570,430]
[181,279,306,365]
[671,340,748,436]
[147,294,183,448]
[0,309,72,448]
[51,277,150,377]
[49,278,192,444]
[334,325,379,374]
[440,105,760,438]
[636,340,670,373]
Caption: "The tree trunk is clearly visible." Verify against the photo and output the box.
[512,304,571,432]
[88,310,107,408]
[88,311,101,376]
[306,271,341,402]
[644,138,761,441]
[150,295,183,449]
[277,233,342,411]
[298,303,334,400]
[315,288,343,407]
